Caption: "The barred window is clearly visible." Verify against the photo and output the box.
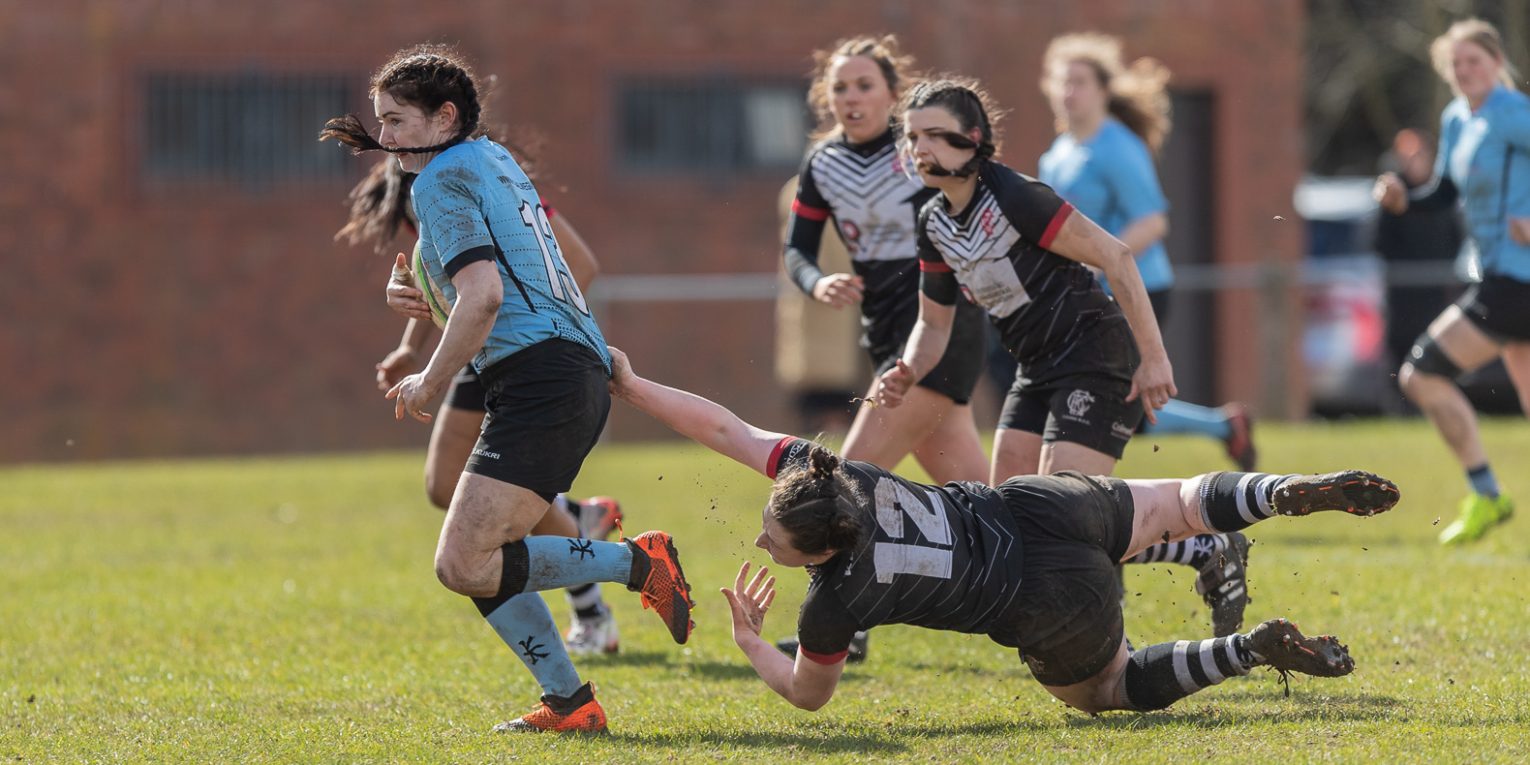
[143,72,354,188]
[617,78,809,173]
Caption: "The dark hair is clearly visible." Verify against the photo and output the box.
[331,115,549,255]
[901,77,1003,178]
[334,160,416,252]
[1042,33,1172,154]
[807,35,920,141]
[318,43,484,156]
[767,446,865,556]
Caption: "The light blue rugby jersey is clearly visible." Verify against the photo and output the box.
[411,137,610,373]
[1038,117,1173,293]
[1433,86,1530,282]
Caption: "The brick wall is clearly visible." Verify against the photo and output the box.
[0,0,1305,462]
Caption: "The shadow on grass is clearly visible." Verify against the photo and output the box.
[579,650,675,667]
[901,661,1015,677]
[577,650,867,683]
[617,718,1021,754]
[612,692,1530,751]
[1064,691,1411,730]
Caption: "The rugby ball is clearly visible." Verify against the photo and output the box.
[411,242,451,329]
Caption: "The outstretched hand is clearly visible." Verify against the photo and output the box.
[720,561,776,645]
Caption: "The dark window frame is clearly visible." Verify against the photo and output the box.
[614,76,810,175]
[140,70,357,192]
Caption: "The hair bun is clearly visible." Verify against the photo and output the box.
[808,445,840,480]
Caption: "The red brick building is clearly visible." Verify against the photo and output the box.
[0,0,1306,462]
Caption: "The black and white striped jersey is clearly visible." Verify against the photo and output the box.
[786,130,940,361]
[917,161,1126,375]
[768,437,1025,665]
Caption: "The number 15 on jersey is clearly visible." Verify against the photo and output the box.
[518,201,590,315]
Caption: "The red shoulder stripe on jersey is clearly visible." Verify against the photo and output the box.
[919,259,954,273]
[791,199,831,222]
[800,647,849,665]
[1037,202,1074,250]
[765,436,799,479]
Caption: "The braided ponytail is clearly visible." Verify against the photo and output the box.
[319,44,484,156]
[769,445,866,556]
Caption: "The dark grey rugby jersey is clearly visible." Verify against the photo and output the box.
[786,130,940,361]
[767,437,1024,664]
[917,161,1126,374]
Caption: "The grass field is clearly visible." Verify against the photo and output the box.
[3,419,1529,763]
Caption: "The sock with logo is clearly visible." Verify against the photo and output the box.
[1126,533,1229,568]
[472,593,582,698]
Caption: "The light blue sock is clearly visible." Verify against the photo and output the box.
[522,536,633,592]
[1142,399,1233,440]
[1467,464,1500,499]
[478,593,582,698]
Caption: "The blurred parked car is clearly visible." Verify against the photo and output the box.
[1296,176,1518,417]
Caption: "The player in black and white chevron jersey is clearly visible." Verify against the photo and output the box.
[607,344,1397,715]
[876,79,1252,638]
[877,77,1176,485]
[783,36,989,486]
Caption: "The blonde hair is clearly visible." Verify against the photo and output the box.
[1042,32,1172,154]
[1430,18,1520,95]
[807,35,920,141]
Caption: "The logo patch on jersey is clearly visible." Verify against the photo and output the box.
[782,439,810,468]
[979,208,996,237]
[1066,389,1096,419]
[839,220,863,251]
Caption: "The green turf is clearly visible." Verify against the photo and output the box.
[3,420,1529,762]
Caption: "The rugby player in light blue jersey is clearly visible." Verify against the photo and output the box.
[1378,19,1530,545]
[341,158,628,657]
[321,45,693,735]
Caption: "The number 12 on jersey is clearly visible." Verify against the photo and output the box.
[872,478,954,583]
[518,201,590,315]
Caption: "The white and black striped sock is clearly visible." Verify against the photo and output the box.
[1123,635,1258,710]
[1126,533,1229,568]
[1197,472,1301,532]
[566,582,607,621]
